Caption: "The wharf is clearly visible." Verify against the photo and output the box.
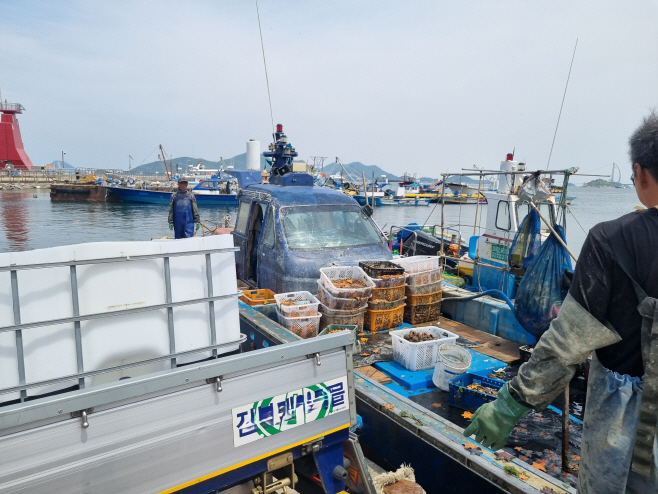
[49,183,121,202]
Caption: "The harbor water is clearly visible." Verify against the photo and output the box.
[0,187,640,253]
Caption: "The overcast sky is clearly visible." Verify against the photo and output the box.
[1,1,657,182]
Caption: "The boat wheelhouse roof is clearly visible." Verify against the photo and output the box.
[243,182,361,207]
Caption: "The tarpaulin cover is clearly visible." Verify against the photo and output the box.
[508,209,542,275]
[514,224,572,338]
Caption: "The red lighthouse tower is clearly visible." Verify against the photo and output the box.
[0,99,34,171]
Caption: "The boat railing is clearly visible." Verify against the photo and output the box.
[0,246,244,403]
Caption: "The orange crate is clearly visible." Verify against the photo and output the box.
[406,290,443,306]
[370,285,406,303]
[364,304,405,332]
[239,288,276,306]
[403,300,442,325]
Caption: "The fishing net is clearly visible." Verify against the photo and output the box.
[514,224,572,338]
[508,209,542,276]
[517,174,551,204]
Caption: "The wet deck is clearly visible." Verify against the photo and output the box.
[354,319,583,491]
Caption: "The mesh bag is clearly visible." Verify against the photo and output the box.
[508,208,542,276]
[514,224,573,338]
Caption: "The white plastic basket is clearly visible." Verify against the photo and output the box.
[406,268,442,286]
[390,326,458,371]
[370,274,407,288]
[319,266,375,298]
[276,310,322,339]
[392,256,441,274]
[317,281,370,310]
[274,291,320,317]
[319,303,367,332]
[406,280,442,295]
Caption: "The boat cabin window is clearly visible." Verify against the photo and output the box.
[281,206,381,249]
[234,201,251,234]
[516,202,554,232]
[261,207,275,247]
[495,201,511,231]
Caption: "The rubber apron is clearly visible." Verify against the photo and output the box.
[172,191,195,239]
[577,222,658,494]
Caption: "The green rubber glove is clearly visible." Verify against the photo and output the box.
[195,222,201,231]
[463,383,531,451]
[169,223,174,231]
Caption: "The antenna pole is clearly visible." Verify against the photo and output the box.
[547,39,578,168]
[256,1,275,135]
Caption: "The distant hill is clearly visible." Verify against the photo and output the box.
[131,153,268,174]
[583,179,625,188]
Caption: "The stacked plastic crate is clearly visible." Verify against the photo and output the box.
[274,291,322,339]
[316,266,375,332]
[359,261,407,332]
[393,256,443,324]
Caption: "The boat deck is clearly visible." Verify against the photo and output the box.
[354,318,584,493]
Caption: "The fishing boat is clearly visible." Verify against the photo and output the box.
[105,175,239,205]
[228,136,596,493]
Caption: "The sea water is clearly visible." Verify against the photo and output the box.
[0,187,641,254]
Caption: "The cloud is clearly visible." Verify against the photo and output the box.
[1,1,657,180]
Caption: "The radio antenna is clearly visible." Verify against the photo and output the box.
[256,1,275,137]
[547,38,578,168]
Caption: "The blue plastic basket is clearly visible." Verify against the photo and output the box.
[448,370,505,412]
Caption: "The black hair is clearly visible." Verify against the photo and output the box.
[628,109,658,182]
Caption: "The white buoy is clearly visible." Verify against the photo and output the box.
[246,139,260,170]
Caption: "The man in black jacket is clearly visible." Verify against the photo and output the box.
[465,110,658,494]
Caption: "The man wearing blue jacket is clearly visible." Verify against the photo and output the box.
[168,178,200,239]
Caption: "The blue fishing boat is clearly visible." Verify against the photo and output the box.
[105,176,238,205]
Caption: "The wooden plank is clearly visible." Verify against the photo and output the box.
[355,365,393,384]
[430,317,521,365]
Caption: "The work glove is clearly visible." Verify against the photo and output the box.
[169,223,174,231]
[195,222,201,232]
[463,383,531,451]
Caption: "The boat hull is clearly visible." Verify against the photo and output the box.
[354,195,430,207]
[106,187,239,205]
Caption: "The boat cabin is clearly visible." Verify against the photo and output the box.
[231,124,391,293]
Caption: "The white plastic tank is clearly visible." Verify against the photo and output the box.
[0,236,240,402]
[497,153,518,194]
[246,139,260,170]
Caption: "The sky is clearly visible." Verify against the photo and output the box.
[1,1,657,183]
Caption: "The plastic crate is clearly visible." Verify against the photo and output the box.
[364,304,405,332]
[317,281,370,310]
[368,297,406,311]
[390,326,458,371]
[358,260,405,278]
[319,304,367,332]
[392,256,441,274]
[239,288,276,306]
[448,371,505,412]
[274,291,320,317]
[370,285,406,303]
[403,300,442,324]
[319,266,375,298]
[370,274,408,288]
[406,290,443,306]
[319,324,361,352]
[406,280,442,295]
[406,268,442,286]
[276,311,322,339]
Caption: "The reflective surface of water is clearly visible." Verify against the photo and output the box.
[0,187,641,255]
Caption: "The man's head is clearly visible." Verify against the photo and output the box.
[629,110,658,207]
[178,178,188,191]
